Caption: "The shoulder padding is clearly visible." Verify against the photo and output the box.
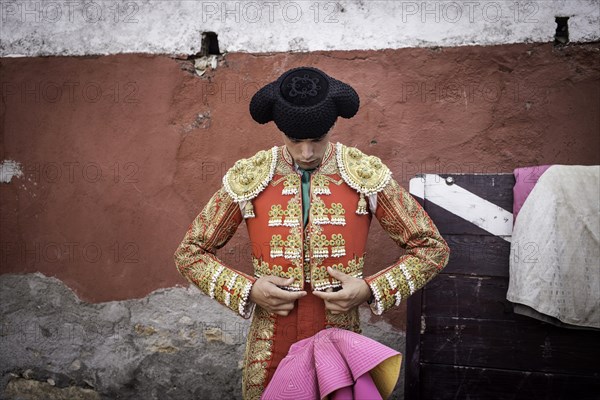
[335,142,392,195]
[222,146,278,202]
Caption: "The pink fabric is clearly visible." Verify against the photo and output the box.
[513,165,552,223]
[330,372,382,400]
[261,328,400,400]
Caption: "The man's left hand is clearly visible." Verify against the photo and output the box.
[312,267,372,315]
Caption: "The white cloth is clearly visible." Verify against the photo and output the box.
[507,165,600,329]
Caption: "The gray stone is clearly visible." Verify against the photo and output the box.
[0,273,405,399]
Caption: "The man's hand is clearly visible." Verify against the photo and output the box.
[312,267,373,314]
[249,276,307,316]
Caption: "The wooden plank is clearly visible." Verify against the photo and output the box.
[442,234,510,277]
[437,174,515,211]
[420,363,600,400]
[405,176,425,400]
[420,317,600,376]
[425,201,508,236]
[405,289,423,400]
[423,174,514,237]
[423,275,514,320]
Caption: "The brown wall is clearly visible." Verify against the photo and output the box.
[1,43,599,328]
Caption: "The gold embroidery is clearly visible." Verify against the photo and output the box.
[335,142,391,214]
[308,232,347,260]
[242,306,276,400]
[223,147,278,203]
[282,174,300,195]
[330,203,346,225]
[311,233,329,259]
[269,235,284,258]
[289,225,304,268]
[268,197,301,227]
[317,143,339,175]
[252,258,303,290]
[311,256,365,291]
[356,192,368,215]
[174,187,255,318]
[284,234,302,260]
[268,204,284,226]
[243,201,256,218]
[330,234,346,258]
[311,197,330,225]
[310,199,347,226]
[325,307,362,333]
[276,142,337,176]
[312,173,331,195]
[364,177,450,315]
[269,231,303,263]
[306,223,325,268]
[244,385,266,400]
[245,362,268,387]
[283,197,301,227]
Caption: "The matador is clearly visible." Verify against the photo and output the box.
[173,66,450,399]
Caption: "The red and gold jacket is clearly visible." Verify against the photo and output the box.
[173,141,450,399]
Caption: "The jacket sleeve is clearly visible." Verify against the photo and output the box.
[173,186,256,319]
[363,178,450,315]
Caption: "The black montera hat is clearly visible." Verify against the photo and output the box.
[249,66,360,139]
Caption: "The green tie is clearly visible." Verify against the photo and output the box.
[299,168,314,227]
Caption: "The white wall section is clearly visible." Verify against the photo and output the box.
[1,0,599,57]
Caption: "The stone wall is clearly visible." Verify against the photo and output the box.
[0,273,404,399]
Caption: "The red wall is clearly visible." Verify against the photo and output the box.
[1,43,598,328]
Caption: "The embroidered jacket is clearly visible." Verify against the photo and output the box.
[173,141,450,399]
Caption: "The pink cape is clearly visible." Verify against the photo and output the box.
[261,328,402,400]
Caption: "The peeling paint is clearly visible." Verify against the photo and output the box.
[0,160,23,183]
[1,0,599,57]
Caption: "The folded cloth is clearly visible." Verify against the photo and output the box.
[507,165,600,329]
[261,328,402,400]
[512,165,552,223]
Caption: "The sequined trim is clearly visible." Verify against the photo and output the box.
[281,174,300,195]
[242,306,276,400]
[309,232,347,260]
[269,233,303,261]
[325,307,362,333]
[364,178,451,315]
[312,255,365,291]
[252,258,304,291]
[335,142,391,196]
[267,196,302,227]
[310,197,346,226]
[223,146,278,202]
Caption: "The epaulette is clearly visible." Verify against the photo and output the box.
[335,142,392,214]
[223,147,278,218]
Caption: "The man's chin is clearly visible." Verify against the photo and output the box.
[299,161,320,170]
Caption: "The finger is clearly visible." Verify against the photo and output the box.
[269,302,295,313]
[265,291,306,308]
[322,299,345,314]
[313,290,344,300]
[268,276,295,286]
[312,290,332,299]
[278,290,307,301]
[326,266,348,281]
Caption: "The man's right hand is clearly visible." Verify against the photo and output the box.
[249,276,307,316]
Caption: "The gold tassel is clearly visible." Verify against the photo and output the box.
[243,201,255,218]
[356,192,368,215]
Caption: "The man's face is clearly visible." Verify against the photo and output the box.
[282,132,331,170]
